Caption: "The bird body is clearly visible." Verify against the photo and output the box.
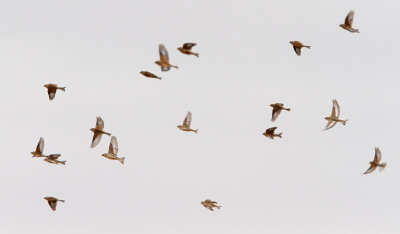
[201,199,221,211]
[323,99,348,130]
[140,71,161,80]
[270,103,291,122]
[263,127,282,139]
[44,197,64,211]
[90,117,111,148]
[155,44,178,71]
[177,112,198,133]
[289,41,311,56]
[43,83,65,100]
[340,10,359,33]
[101,136,125,164]
[31,137,45,157]
[178,43,199,57]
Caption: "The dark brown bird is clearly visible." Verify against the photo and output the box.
[31,137,45,157]
[43,84,65,100]
[43,154,66,165]
[270,103,291,122]
[90,116,111,148]
[44,196,64,211]
[178,43,199,57]
[140,71,161,80]
[340,10,359,33]
[155,44,178,71]
[263,127,282,139]
[289,41,311,56]
[201,199,221,211]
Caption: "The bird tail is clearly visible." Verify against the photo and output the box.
[157,77,162,80]
[104,132,111,136]
[276,133,282,138]
[285,108,291,111]
[172,65,179,69]
[305,46,311,49]
[341,120,348,125]
[58,87,66,92]
[217,205,222,209]
[193,53,199,58]
[119,157,125,164]
[60,161,66,165]
[193,129,199,134]
[378,163,387,172]
[59,200,65,203]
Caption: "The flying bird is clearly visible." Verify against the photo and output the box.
[289,41,311,56]
[177,111,198,133]
[270,103,291,122]
[43,154,66,165]
[101,136,125,164]
[201,199,221,211]
[43,84,65,100]
[364,147,387,174]
[44,196,64,211]
[323,99,347,131]
[90,116,111,148]
[140,71,161,80]
[155,44,178,71]
[340,10,359,33]
[263,127,282,139]
[177,43,199,57]
[31,137,45,157]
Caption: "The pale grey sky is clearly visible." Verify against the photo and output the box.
[1,0,400,233]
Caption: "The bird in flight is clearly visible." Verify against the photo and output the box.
[43,84,65,100]
[140,71,161,80]
[270,103,291,122]
[178,111,198,133]
[155,44,178,71]
[44,196,64,211]
[31,137,45,157]
[289,41,311,56]
[323,99,347,131]
[43,154,66,165]
[90,116,111,148]
[177,43,199,57]
[364,147,387,174]
[102,136,125,164]
[201,199,221,211]
[263,127,282,139]
[340,10,359,33]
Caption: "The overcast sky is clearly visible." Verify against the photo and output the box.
[1,0,400,233]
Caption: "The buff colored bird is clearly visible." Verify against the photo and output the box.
[364,147,387,174]
[178,112,198,133]
[263,127,282,139]
[155,44,178,71]
[289,41,311,56]
[102,136,125,164]
[44,196,64,211]
[270,103,291,122]
[43,154,66,165]
[31,137,45,157]
[90,116,111,148]
[178,43,199,57]
[340,10,359,33]
[323,99,347,131]
[201,199,221,211]
[43,84,65,100]
[140,71,161,80]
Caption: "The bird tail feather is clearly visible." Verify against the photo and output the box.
[59,87,66,92]
[378,163,387,172]
[119,157,125,164]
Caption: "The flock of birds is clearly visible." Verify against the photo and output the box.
[32,10,385,212]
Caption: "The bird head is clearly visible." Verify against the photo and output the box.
[155,61,161,66]
[90,128,96,132]
[140,71,145,75]
[289,41,294,45]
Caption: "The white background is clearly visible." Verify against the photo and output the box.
[0,0,399,233]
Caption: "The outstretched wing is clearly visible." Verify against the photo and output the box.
[345,10,355,27]
[96,117,104,130]
[36,137,44,154]
[332,99,340,117]
[271,108,282,122]
[159,44,169,63]
[48,154,61,160]
[90,132,102,148]
[323,121,337,131]
[47,88,56,100]
[108,136,119,155]
[183,43,196,50]
[363,165,377,174]
[374,147,382,163]
[266,127,277,134]
[293,46,301,56]
[48,201,57,211]
[183,112,192,128]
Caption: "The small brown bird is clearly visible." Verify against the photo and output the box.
[90,116,111,148]
[31,137,45,157]
[201,199,221,211]
[340,10,359,33]
[177,111,198,133]
[270,103,291,122]
[323,99,347,131]
[43,84,66,100]
[155,44,178,71]
[140,71,161,80]
[364,147,387,174]
[289,41,311,56]
[44,196,64,211]
[102,136,125,164]
[263,127,282,139]
[177,43,199,57]
[43,154,66,165]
